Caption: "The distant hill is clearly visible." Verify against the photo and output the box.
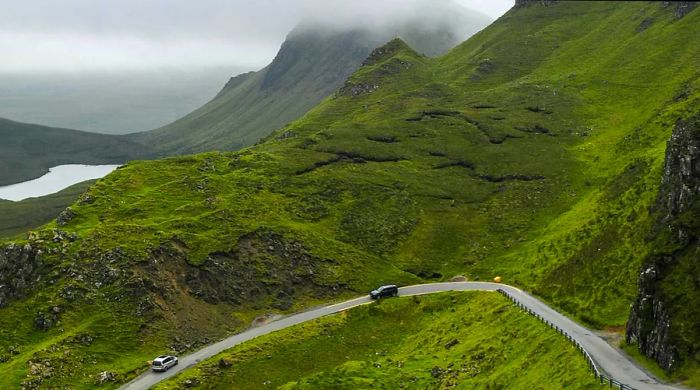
[0,118,153,186]
[130,6,492,155]
[0,67,244,135]
[0,180,95,239]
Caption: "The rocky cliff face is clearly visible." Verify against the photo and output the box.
[627,114,700,372]
[0,242,42,307]
[663,1,698,19]
[514,0,557,7]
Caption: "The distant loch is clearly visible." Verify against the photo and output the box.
[0,164,119,201]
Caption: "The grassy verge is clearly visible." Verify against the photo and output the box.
[154,292,599,389]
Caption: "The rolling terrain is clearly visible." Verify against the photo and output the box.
[0,1,698,389]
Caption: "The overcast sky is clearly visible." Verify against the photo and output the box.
[0,0,514,73]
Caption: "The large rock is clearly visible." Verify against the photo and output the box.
[627,114,700,372]
[0,243,42,307]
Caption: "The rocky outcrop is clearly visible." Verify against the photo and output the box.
[338,82,379,98]
[627,114,700,372]
[0,243,42,307]
[361,39,410,67]
[56,207,76,226]
[514,0,557,7]
[662,2,698,19]
[185,230,342,310]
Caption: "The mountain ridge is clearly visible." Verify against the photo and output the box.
[0,1,699,388]
[130,7,492,156]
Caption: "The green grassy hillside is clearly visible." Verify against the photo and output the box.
[130,7,492,156]
[0,5,489,230]
[0,118,153,186]
[155,292,599,390]
[0,1,698,388]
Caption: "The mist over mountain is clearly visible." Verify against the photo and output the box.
[133,2,492,155]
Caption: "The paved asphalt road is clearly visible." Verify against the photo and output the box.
[120,282,677,390]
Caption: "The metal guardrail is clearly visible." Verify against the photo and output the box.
[496,289,636,390]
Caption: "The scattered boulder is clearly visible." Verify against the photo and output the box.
[183,377,201,388]
[430,366,444,378]
[218,358,232,368]
[56,207,76,226]
[276,130,296,140]
[477,58,494,73]
[75,333,94,346]
[27,360,53,379]
[445,339,460,349]
[78,193,95,205]
[367,135,397,143]
[96,371,116,385]
[637,18,654,32]
[34,312,57,331]
[338,82,379,98]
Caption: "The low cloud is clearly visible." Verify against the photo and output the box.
[0,0,513,73]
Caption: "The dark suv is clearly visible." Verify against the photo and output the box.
[370,285,399,299]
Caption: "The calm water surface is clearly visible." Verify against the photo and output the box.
[0,164,119,201]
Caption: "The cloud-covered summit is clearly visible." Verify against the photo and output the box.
[0,0,512,73]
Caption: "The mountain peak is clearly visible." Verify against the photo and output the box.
[361,38,414,67]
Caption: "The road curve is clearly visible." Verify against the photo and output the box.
[120,282,676,390]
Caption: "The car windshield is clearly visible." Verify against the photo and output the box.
[153,361,162,366]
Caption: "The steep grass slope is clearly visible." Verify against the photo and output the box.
[0,1,698,388]
[0,118,152,185]
[155,292,599,390]
[131,5,492,155]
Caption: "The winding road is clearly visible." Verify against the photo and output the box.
[120,282,677,390]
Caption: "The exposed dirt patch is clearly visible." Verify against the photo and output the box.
[515,124,555,135]
[476,174,545,183]
[297,151,405,175]
[526,106,553,114]
[434,160,475,170]
[367,135,398,143]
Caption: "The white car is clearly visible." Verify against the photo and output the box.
[151,355,178,372]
